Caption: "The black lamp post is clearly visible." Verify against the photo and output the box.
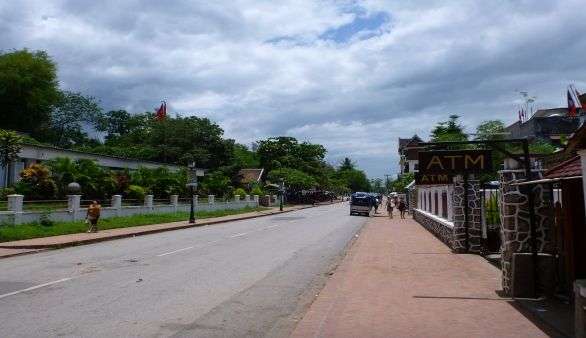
[186,162,198,224]
[278,178,285,211]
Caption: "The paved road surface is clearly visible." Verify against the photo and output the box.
[0,203,366,337]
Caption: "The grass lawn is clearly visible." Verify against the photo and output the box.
[0,206,269,243]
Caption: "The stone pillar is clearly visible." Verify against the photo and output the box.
[67,194,82,221]
[193,195,198,206]
[499,169,554,296]
[208,195,215,204]
[245,195,250,202]
[170,194,179,212]
[575,280,586,338]
[408,187,417,213]
[253,195,259,205]
[111,195,122,217]
[7,194,23,212]
[265,195,272,207]
[144,195,154,209]
[451,175,482,254]
[234,195,241,202]
[447,186,454,221]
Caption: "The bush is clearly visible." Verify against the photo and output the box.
[39,211,54,227]
[234,188,247,197]
[250,185,263,196]
[126,185,146,201]
[0,187,15,200]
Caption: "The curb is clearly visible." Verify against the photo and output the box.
[0,203,341,251]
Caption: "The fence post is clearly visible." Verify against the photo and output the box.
[67,194,82,221]
[265,195,271,207]
[170,194,179,212]
[7,194,23,212]
[193,195,199,208]
[112,195,122,217]
[144,195,154,211]
[234,194,241,202]
[208,195,215,205]
[253,195,259,206]
[7,194,23,225]
[245,194,250,202]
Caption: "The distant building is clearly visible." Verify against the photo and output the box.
[505,107,583,146]
[398,135,423,176]
[0,143,182,188]
[237,168,264,187]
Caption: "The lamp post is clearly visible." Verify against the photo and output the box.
[186,162,203,224]
[278,178,285,211]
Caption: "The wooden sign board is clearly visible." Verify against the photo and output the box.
[415,173,454,185]
[418,150,492,174]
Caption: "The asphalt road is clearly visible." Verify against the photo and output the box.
[0,203,367,338]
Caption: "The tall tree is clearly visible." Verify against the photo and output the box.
[339,157,355,171]
[45,91,103,147]
[430,114,468,142]
[0,129,23,186]
[475,120,506,141]
[0,49,60,136]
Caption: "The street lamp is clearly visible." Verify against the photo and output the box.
[186,162,204,224]
[278,178,285,211]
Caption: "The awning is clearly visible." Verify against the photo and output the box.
[511,175,582,186]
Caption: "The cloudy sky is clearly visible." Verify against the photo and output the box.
[2,1,585,178]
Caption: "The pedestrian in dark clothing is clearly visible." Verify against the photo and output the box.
[398,199,407,219]
[386,197,394,219]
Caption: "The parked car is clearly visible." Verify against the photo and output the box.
[350,192,374,216]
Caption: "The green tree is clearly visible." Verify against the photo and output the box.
[233,144,260,168]
[430,115,468,143]
[474,120,506,141]
[0,129,23,186]
[46,91,103,147]
[267,168,317,191]
[336,168,370,192]
[391,173,415,192]
[0,49,60,136]
[339,157,355,171]
[371,178,385,193]
[529,139,557,154]
[202,171,232,197]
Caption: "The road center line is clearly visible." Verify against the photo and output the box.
[265,224,280,229]
[0,277,73,300]
[230,232,248,238]
[157,246,194,257]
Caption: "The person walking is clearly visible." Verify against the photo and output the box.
[398,198,407,219]
[386,196,394,219]
[86,200,101,233]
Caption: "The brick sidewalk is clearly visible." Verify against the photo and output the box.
[0,205,314,255]
[292,214,557,338]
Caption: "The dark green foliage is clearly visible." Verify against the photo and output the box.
[267,168,317,190]
[0,49,60,137]
[430,114,468,143]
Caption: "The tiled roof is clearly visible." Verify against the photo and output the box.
[544,156,582,179]
[398,135,422,149]
[238,168,264,183]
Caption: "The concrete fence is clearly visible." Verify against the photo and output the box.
[1,194,259,225]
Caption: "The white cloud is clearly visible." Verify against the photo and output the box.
[2,0,585,177]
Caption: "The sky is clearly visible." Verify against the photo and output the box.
[2,0,586,178]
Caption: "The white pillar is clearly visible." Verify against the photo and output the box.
[170,194,179,212]
[112,195,122,217]
[67,195,81,212]
[245,195,250,202]
[67,194,82,221]
[144,195,154,209]
[234,194,241,202]
[193,195,199,206]
[253,195,259,206]
[7,194,23,212]
[208,195,215,204]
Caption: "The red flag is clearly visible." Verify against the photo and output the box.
[155,101,167,120]
[567,90,577,117]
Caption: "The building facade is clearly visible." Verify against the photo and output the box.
[398,135,423,176]
[0,143,182,188]
[505,108,583,146]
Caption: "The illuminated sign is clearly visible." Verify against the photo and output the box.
[415,173,454,185]
[418,150,492,174]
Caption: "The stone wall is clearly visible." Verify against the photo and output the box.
[413,209,454,249]
[499,169,554,295]
[408,187,417,213]
[452,176,482,254]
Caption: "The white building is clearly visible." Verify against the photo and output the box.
[398,135,423,176]
[0,143,182,188]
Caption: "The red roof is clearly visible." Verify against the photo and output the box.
[544,156,582,179]
[238,168,264,183]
